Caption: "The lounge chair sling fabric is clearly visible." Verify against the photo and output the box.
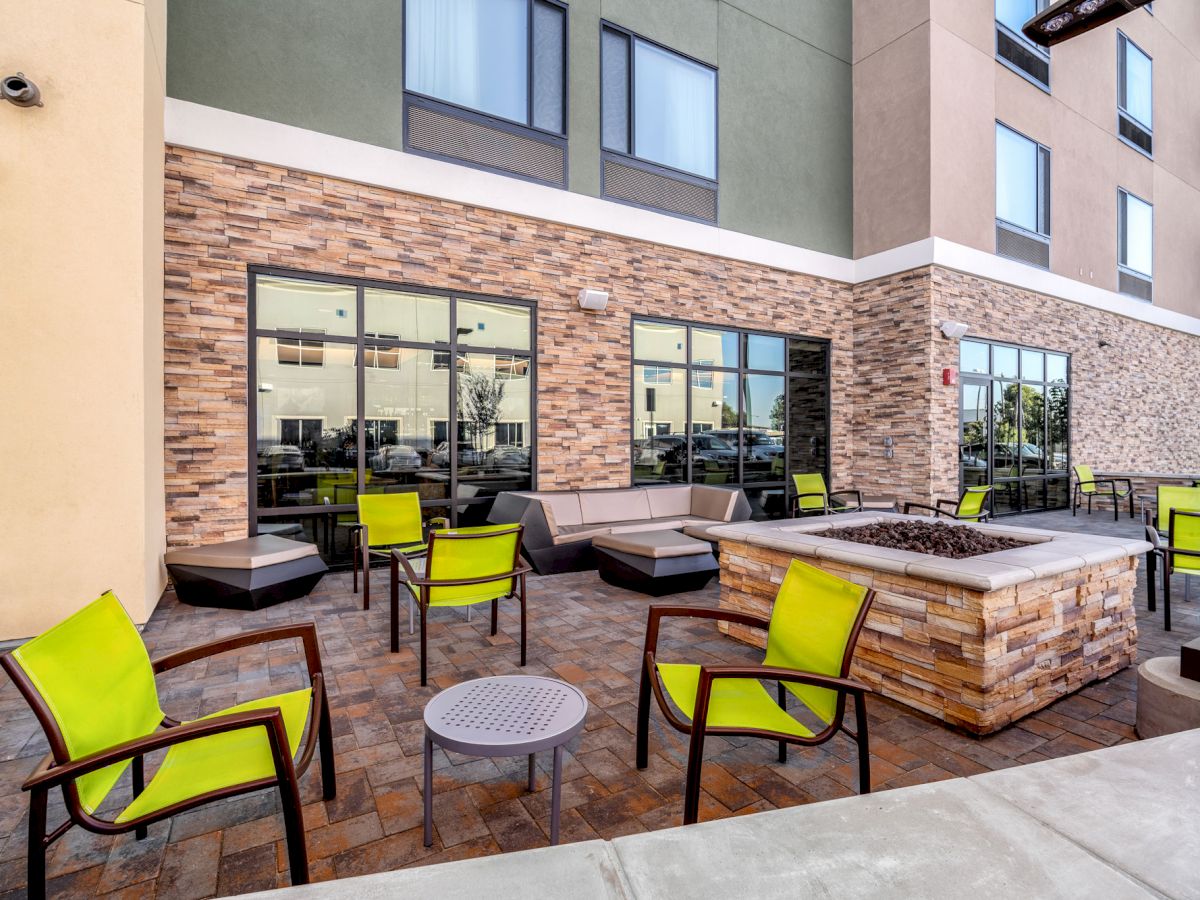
[1156,486,1200,534]
[3,591,335,897]
[957,486,991,521]
[12,594,166,815]
[638,559,875,824]
[793,473,829,512]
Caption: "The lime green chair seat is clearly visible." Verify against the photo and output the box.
[0,592,336,898]
[117,687,311,823]
[791,473,863,517]
[637,559,876,825]
[391,524,532,683]
[655,663,815,738]
[1072,464,1133,521]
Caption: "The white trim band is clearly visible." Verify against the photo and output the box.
[165,99,1200,337]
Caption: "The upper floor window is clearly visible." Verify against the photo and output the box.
[1117,32,1153,156]
[405,0,565,134]
[996,0,1050,90]
[996,122,1050,268]
[1118,189,1153,301]
[601,25,717,181]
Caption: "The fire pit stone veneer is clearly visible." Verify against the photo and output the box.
[708,514,1152,735]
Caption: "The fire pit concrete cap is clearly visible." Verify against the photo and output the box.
[706,513,1152,592]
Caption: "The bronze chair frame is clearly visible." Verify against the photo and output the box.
[0,623,336,899]
[636,595,876,825]
[1072,475,1134,522]
[390,525,532,685]
[791,488,864,518]
[904,487,993,523]
[1159,508,1200,633]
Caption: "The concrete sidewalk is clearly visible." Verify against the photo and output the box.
[249,728,1199,899]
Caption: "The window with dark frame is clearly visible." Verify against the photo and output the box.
[600,22,719,223]
[250,272,536,561]
[1118,188,1154,301]
[996,121,1051,269]
[632,318,830,521]
[995,0,1051,90]
[1117,31,1153,157]
[402,0,568,186]
[958,338,1070,515]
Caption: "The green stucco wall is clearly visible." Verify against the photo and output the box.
[167,0,852,256]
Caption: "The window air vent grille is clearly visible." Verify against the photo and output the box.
[603,158,717,223]
[1118,114,1153,156]
[1118,270,1153,302]
[997,28,1050,87]
[406,101,566,187]
[996,223,1050,269]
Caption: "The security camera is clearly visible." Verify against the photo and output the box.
[939,321,970,340]
[2,73,43,108]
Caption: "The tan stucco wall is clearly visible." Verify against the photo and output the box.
[927,2,1200,317]
[0,0,166,640]
[852,0,932,258]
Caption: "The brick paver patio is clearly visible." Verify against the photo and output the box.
[1,509,1195,897]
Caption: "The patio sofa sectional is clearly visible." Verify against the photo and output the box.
[488,484,751,574]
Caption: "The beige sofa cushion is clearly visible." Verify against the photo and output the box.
[609,518,684,535]
[164,535,318,570]
[530,492,583,528]
[645,486,694,518]
[552,524,611,544]
[593,530,712,558]
[579,489,652,524]
[690,485,738,522]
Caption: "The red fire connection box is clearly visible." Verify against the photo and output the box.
[943,367,958,386]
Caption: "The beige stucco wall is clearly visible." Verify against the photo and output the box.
[852,0,932,258]
[931,2,1200,317]
[0,0,166,640]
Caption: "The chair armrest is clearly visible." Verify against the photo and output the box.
[643,604,771,659]
[395,551,532,588]
[22,707,289,792]
[903,501,944,517]
[827,490,863,509]
[935,498,958,510]
[152,622,323,682]
[697,664,870,697]
[794,491,829,505]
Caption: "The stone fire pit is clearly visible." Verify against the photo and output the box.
[707,513,1152,735]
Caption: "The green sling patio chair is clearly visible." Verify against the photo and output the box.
[1072,464,1134,521]
[353,491,446,611]
[1143,485,1200,625]
[791,473,863,517]
[391,524,531,684]
[636,559,876,825]
[1155,508,1200,633]
[904,485,993,523]
[0,592,335,899]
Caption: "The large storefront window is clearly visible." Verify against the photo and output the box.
[959,339,1069,514]
[251,270,535,561]
[632,318,830,520]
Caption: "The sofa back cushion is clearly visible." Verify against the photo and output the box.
[690,485,738,522]
[579,489,652,524]
[529,492,583,529]
[646,486,694,518]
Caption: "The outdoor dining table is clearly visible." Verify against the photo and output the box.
[423,675,588,847]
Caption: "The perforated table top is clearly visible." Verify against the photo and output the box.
[423,675,589,756]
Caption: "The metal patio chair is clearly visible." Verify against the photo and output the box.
[903,485,993,523]
[0,592,335,898]
[1072,464,1134,521]
[636,558,876,825]
[791,473,864,517]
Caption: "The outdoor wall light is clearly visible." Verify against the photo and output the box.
[577,288,609,312]
[940,321,970,340]
[1022,0,1152,48]
[2,72,43,108]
